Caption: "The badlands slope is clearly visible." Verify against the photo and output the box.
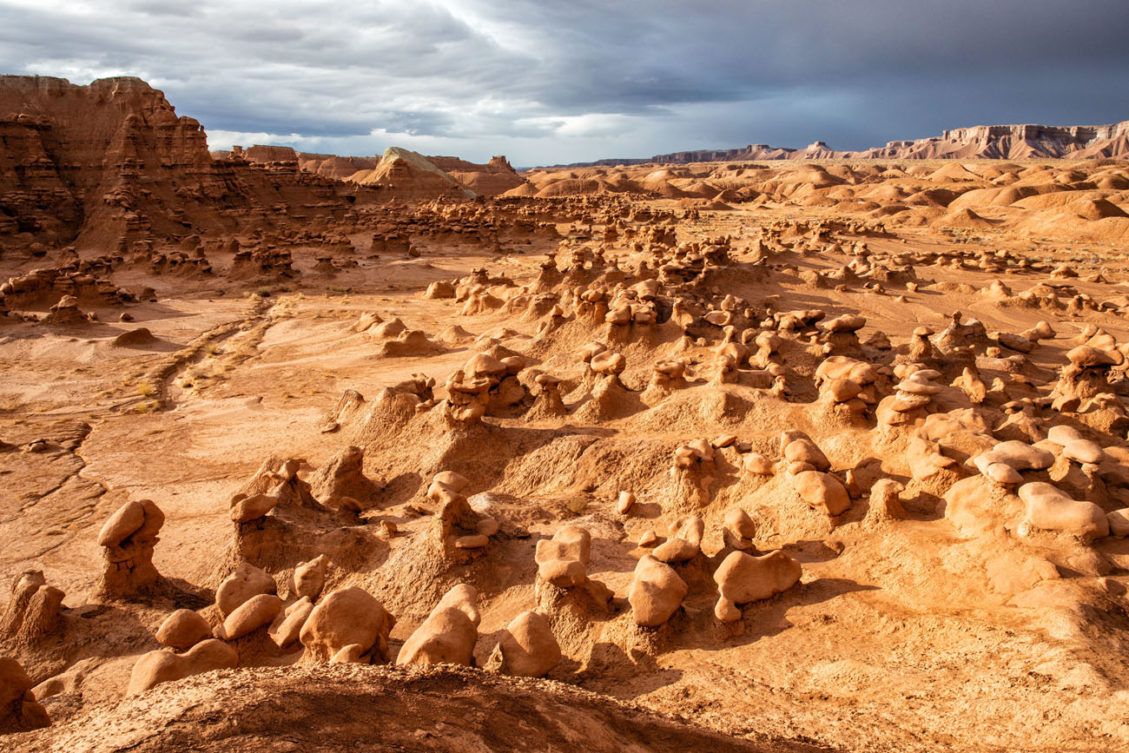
[2,77,1129,753]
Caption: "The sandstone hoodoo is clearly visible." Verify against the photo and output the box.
[2,31,1129,752]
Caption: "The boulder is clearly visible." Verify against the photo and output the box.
[487,611,561,677]
[216,594,284,641]
[396,585,479,668]
[628,555,688,627]
[299,587,395,663]
[216,563,277,618]
[535,526,591,588]
[155,609,211,650]
[127,639,238,695]
[653,515,704,563]
[269,597,315,649]
[1018,482,1109,541]
[790,470,850,515]
[0,657,49,732]
[713,550,802,622]
[291,555,329,601]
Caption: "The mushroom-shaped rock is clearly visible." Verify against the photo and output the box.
[299,587,395,663]
[126,639,239,695]
[527,373,567,418]
[1044,427,1107,466]
[487,610,561,677]
[641,359,689,403]
[428,471,471,504]
[156,609,211,651]
[589,350,626,376]
[713,550,802,622]
[670,440,718,508]
[973,441,1055,476]
[535,526,591,588]
[628,555,688,627]
[430,478,498,559]
[443,369,491,425]
[1018,482,1109,542]
[396,584,480,668]
[95,499,165,599]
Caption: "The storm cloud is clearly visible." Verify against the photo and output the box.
[1,0,1126,164]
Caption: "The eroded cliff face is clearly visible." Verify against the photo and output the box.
[941,122,1129,146]
[557,120,1129,168]
[864,121,1129,160]
[0,76,361,255]
[0,76,225,250]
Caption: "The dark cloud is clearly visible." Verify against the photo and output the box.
[1,0,1126,163]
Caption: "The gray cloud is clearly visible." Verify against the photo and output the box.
[1,0,1126,164]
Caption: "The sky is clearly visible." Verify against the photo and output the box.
[1,0,1127,165]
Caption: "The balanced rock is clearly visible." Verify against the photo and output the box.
[95,499,165,600]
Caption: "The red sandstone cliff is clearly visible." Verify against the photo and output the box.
[0,76,360,254]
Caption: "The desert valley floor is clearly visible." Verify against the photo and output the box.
[2,92,1129,753]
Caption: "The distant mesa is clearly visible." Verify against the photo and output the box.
[545,120,1129,168]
